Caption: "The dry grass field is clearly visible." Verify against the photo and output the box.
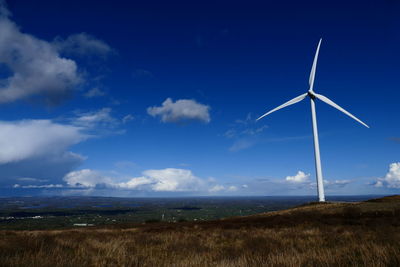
[1,195,400,267]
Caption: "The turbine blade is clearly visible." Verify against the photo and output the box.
[309,38,322,90]
[257,93,308,121]
[314,93,369,128]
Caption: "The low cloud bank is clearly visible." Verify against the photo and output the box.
[63,168,233,194]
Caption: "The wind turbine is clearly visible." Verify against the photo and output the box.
[257,39,369,202]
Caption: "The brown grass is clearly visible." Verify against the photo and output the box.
[1,197,400,267]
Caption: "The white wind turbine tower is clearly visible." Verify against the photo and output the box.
[257,39,369,202]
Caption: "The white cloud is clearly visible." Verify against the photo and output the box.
[0,3,123,189]
[286,171,310,183]
[13,183,63,189]
[0,107,130,187]
[63,168,207,192]
[0,4,115,105]
[285,171,350,189]
[227,185,238,191]
[374,180,384,188]
[142,168,203,191]
[147,98,210,123]
[0,119,87,187]
[84,88,106,98]
[16,177,47,182]
[209,184,238,193]
[0,12,81,105]
[0,108,122,165]
[209,184,225,192]
[374,162,400,188]
[54,33,113,58]
[0,149,85,188]
[117,176,152,189]
[0,120,86,164]
[64,169,114,187]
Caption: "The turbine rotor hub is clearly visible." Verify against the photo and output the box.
[307,91,316,99]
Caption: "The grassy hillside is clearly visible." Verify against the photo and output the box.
[1,196,400,266]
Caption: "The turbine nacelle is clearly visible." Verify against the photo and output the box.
[307,91,316,99]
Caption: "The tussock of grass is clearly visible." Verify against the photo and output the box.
[1,196,400,266]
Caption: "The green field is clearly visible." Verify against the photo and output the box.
[0,195,375,230]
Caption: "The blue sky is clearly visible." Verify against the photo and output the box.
[0,0,399,198]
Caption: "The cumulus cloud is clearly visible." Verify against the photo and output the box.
[209,185,238,193]
[0,107,131,187]
[62,168,208,193]
[120,168,205,192]
[64,169,113,187]
[60,167,246,195]
[0,120,86,164]
[285,171,350,189]
[0,150,85,187]
[0,8,81,105]
[374,162,400,188]
[0,118,88,187]
[0,106,131,188]
[118,176,153,189]
[209,184,225,192]
[147,98,211,123]
[0,2,116,105]
[0,2,121,189]
[53,33,113,58]
[286,171,311,183]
